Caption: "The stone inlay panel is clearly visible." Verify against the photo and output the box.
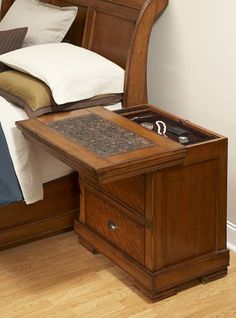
[48,114,154,157]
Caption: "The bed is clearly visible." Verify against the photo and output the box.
[0,0,168,249]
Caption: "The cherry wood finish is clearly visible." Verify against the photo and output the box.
[100,174,145,214]
[0,0,168,249]
[16,105,229,301]
[85,188,145,264]
[76,108,229,300]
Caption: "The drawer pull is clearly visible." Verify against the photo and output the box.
[107,220,118,231]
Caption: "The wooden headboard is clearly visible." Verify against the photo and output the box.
[0,0,168,107]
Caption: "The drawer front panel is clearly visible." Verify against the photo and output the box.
[99,175,145,214]
[85,190,145,264]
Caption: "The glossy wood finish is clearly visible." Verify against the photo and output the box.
[16,104,230,300]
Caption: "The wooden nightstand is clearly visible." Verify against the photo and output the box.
[16,104,229,301]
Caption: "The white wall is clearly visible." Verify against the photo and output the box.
[148,0,236,249]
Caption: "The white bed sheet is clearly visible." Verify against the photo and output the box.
[0,96,121,204]
[37,149,74,184]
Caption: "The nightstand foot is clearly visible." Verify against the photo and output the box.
[200,268,228,284]
[132,266,229,302]
[78,235,99,255]
[132,279,177,302]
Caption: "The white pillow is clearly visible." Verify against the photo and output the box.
[0,0,77,47]
[0,43,124,104]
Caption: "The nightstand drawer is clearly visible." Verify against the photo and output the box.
[91,174,145,215]
[84,190,145,265]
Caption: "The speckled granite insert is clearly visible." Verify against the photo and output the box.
[48,114,154,157]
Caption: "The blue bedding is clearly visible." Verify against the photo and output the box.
[0,123,23,205]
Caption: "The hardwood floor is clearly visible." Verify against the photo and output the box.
[0,231,235,318]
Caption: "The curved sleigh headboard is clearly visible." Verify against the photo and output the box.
[1,0,168,107]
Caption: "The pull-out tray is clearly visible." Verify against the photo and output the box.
[16,106,186,184]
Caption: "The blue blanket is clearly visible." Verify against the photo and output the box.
[0,123,23,205]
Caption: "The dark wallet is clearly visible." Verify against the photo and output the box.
[167,126,190,136]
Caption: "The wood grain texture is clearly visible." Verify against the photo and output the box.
[81,178,150,227]
[0,174,79,250]
[84,189,145,265]
[98,174,145,214]
[0,232,235,318]
[162,160,219,266]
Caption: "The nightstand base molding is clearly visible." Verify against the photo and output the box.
[78,235,99,255]
[75,220,229,301]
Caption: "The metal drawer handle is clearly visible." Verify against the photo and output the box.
[107,219,118,231]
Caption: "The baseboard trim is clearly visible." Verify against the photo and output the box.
[227,221,236,252]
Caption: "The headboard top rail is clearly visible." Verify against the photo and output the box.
[103,0,146,9]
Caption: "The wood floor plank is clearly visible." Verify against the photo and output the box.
[0,232,235,318]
